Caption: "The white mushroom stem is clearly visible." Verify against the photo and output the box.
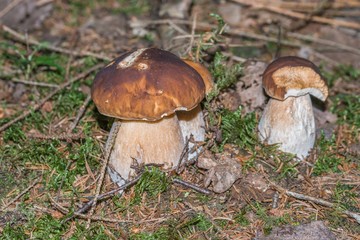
[258,94,315,159]
[109,114,185,181]
[177,105,206,161]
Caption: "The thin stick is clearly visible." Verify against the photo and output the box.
[2,25,112,61]
[231,0,360,30]
[50,194,167,224]
[2,78,59,88]
[26,131,84,141]
[64,174,142,223]
[49,195,132,223]
[85,120,124,228]
[285,190,360,224]
[133,19,360,55]
[287,32,360,55]
[1,178,40,211]
[0,0,24,18]
[269,182,360,224]
[67,95,92,133]
[176,136,190,173]
[173,178,211,195]
[185,12,198,56]
[0,63,104,133]
[104,120,122,157]
[135,19,360,55]
[258,0,360,10]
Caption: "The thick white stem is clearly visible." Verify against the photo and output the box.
[258,95,315,159]
[177,105,206,161]
[109,115,185,180]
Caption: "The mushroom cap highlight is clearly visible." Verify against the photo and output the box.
[91,48,206,121]
[262,56,328,101]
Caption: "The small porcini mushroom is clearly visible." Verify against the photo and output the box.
[258,56,328,159]
[177,59,214,161]
[92,48,205,182]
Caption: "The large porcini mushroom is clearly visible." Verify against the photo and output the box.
[92,48,205,183]
[258,56,328,159]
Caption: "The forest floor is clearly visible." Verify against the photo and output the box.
[0,0,359,239]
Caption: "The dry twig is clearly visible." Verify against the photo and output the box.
[27,131,84,141]
[0,63,104,133]
[48,195,132,223]
[286,32,360,55]
[0,0,24,18]
[138,19,360,56]
[50,194,168,224]
[67,95,92,133]
[2,78,59,88]
[269,181,360,224]
[85,120,123,228]
[64,174,142,223]
[173,178,211,195]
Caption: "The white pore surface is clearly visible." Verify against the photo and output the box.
[285,88,326,101]
[177,105,206,161]
[258,95,315,159]
[109,115,185,180]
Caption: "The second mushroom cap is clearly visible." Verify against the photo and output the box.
[262,56,328,101]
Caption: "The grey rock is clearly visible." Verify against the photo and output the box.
[256,221,337,240]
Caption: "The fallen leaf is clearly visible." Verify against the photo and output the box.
[203,156,242,193]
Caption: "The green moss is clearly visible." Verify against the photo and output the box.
[221,107,258,152]
[1,224,27,239]
[132,167,169,205]
[251,202,292,235]
[234,209,250,227]
[313,134,343,175]
[130,226,178,240]
[206,52,242,102]
[177,213,214,236]
[331,94,360,135]
[321,64,360,88]
[332,183,359,212]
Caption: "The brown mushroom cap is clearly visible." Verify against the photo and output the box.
[91,48,206,121]
[183,59,214,94]
[262,56,328,101]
